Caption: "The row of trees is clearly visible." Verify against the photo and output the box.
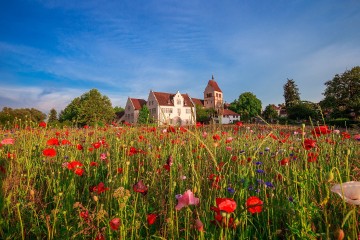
[228,66,359,123]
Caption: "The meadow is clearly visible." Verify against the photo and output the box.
[0,121,359,239]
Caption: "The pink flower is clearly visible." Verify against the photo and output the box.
[109,217,121,230]
[175,190,199,210]
[1,138,15,145]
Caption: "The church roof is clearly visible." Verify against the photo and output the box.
[208,80,222,92]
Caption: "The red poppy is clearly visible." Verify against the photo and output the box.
[303,139,316,150]
[341,132,351,139]
[90,161,98,167]
[92,142,101,149]
[76,144,83,150]
[117,168,123,174]
[74,168,84,176]
[92,182,109,194]
[312,125,331,136]
[46,138,59,146]
[80,210,89,220]
[279,158,289,166]
[109,217,121,231]
[246,196,263,214]
[216,198,237,213]
[213,134,221,141]
[39,121,47,128]
[307,152,318,162]
[196,122,203,128]
[147,213,157,225]
[133,180,148,196]
[235,121,243,126]
[61,139,71,145]
[67,161,83,170]
[43,148,57,157]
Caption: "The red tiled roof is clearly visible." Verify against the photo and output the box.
[191,98,204,106]
[153,92,194,107]
[222,109,240,116]
[208,80,222,92]
[130,98,147,110]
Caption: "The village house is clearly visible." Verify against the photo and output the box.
[147,90,196,126]
[221,109,241,124]
[121,97,147,123]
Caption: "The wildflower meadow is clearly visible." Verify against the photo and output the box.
[0,121,359,239]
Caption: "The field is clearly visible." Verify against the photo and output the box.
[0,122,359,239]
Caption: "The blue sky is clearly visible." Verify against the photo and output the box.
[1,0,360,114]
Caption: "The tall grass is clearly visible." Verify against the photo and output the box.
[0,122,359,239]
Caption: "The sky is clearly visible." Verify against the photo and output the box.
[1,0,360,114]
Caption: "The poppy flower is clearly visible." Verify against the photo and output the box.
[235,121,243,126]
[1,138,15,145]
[147,213,157,225]
[74,168,84,176]
[246,196,263,214]
[331,181,360,205]
[39,121,47,128]
[303,139,316,150]
[46,138,59,146]
[80,210,89,220]
[61,139,71,145]
[216,198,237,213]
[194,218,204,231]
[93,182,109,194]
[67,161,83,170]
[279,158,289,166]
[175,190,200,210]
[307,152,318,162]
[109,217,121,230]
[133,180,148,196]
[213,134,221,141]
[312,125,331,136]
[76,144,83,150]
[43,148,57,157]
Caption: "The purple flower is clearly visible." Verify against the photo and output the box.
[255,161,262,165]
[227,187,235,194]
[265,182,274,188]
[256,169,265,174]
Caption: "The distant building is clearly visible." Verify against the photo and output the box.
[222,109,241,124]
[147,91,196,126]
[121,98,147,123]
[204,75,223,113]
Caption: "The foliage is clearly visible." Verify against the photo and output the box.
[262,104,279,121]
[137,105,151,124]
[59,89,115,126]
[325,118,360,128]
[283,78,301,108]
[321,66,360,119]
[195,105,217,123]
[114,106,125,114]
[0,107,46,126]
[47,108,58,126]
[287,101,320,121]
[229,92,262,121]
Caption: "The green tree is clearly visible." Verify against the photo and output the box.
[0,107,46,126]
[137,105,150,124]
[283,78,301,108]
[59,89,115,126]
[47,108,58,125]
[229,92,262,121]
[262,104,278,122]
[287,101,319,121]
[321,66,360,119]
[114,106,125,114]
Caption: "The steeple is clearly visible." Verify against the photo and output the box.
[212,74,214,80]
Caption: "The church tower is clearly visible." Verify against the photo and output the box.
[203,75,223,112]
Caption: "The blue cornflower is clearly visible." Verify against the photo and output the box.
[227,187,235,194]
[288,196,294,202]
[255,161,262,165]
[256,169,265,174]
[265,182,274,188]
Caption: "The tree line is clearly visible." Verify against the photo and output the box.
[0,66,359,127]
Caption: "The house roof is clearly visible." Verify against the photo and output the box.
[153,92,194,107]
[222,109,240,116]
[130,98,147,110]
[191,98,204,106]
[208,80,222,92]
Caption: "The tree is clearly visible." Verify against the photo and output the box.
[137,105,150,124]
[283,79,300,108]
[0,107,46,126]
[321,66,360,119]
[287,101,320,121]
[59,89,115,126]
[229,92,262,121]
[262,104,278,122]
[47,108,58,125]
[114,106,125,114]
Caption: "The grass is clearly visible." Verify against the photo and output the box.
[0,121,359,239]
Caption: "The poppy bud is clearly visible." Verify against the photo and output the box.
[335,228,344,240]
[327,171,334,182]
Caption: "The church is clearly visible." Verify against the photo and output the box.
[120,76,240,125]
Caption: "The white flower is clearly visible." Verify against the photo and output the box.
[331,181,360,205]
